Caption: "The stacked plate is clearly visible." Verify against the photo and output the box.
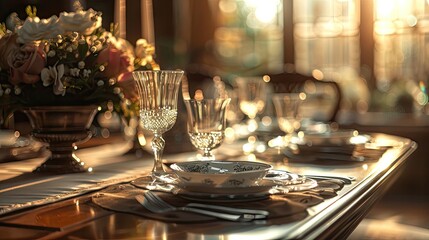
[168,161,317,202]
[285,129,372,162]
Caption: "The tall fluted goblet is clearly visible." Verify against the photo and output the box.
[133,70,184,182]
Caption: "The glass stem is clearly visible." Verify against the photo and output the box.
[201,149,214,160]
[151,133,166,177]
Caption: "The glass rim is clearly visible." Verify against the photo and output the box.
[272,93,302,97]
[132,70,185,74]
[183,97,231,102]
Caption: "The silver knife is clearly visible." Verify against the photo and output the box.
[186,203,269,217]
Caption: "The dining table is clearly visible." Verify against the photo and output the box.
[0,131,417,240]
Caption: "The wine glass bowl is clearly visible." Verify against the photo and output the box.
[184,98,231,160]
[234,76,268,152]
[133,70,184,180]
[235,77,267,121]
[272,93,306,147]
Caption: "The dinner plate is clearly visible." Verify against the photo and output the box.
[285,134,372,162]
[132,171,317,203]
[284,148,365,162]
[293,129,367,147]
[131,177,273,202]
[173,178,317,202]
[177,191,270,203]
[130,175,273,195]
[178,180,275,195]
[264,169,307,184]
[175,180,273,200]
[175,170,307,194]
[174,177,317,203]
[131,170,317,202]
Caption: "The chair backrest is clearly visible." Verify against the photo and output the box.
[268,72,341,123]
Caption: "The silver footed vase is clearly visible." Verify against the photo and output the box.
[23,105,98,174]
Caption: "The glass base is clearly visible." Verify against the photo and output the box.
[152,171,177,183]
[132,175,177,191]
[196,153,215,161]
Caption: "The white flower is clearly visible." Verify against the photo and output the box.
[113,87,121,94]
[14,86,21,95]
[78,61,85,69]
[16,16,63,44]
[135,38,154,65]
[70,68,80,77]
[59,9,102,35]
[111,37,134,55]
[101,31,113,40]
[47,50,56,57]
[135,39,149,57]
[97,80,104,86]
[41,64,66,96]
[83,69,91,78]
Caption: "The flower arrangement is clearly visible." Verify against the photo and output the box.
[0,5,158,119]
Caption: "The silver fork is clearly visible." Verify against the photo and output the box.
[145,191,269,216]
[136,193,265,222]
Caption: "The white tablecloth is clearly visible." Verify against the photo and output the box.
[0,141,154,215]
[0,140,243,216]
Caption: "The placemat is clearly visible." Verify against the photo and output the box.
[92,179,344,224]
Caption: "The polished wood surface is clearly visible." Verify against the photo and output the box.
[0,133,417,240]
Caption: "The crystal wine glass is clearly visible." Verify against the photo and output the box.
[184,98,231,160]
[235,76,268,151]
[133,70,183,181]
[272,93,306,147]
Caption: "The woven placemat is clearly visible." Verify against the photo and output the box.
[92,179,343,224]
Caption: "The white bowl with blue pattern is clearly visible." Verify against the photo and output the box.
[170,160,272,188]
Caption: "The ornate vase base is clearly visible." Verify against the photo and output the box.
[23,105,98,174]
[33,154,88,173]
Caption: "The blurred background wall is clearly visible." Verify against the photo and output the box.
[4,0,429,115]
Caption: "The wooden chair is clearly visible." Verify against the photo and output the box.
[268,72,342,123]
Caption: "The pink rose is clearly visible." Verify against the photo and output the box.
[7,44,46,84]
[96,44,133,78]
[117,71,138,101]
[0,33,19,71]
